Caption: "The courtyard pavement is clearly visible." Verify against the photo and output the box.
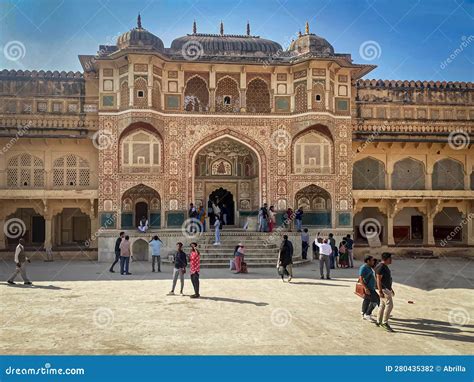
[0,257,473,355]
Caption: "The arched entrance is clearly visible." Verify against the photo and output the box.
[393,207,424,244]
[121,184,161,229]
[294,185,332,227]
[209,187,235,225]
[5,208,45,248]
[132,238,149,261]
[193,136,260,227]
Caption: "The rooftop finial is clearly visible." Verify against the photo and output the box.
[298,30,302,37]
[193,20,197,34]
[137,13,142,29]
[305,21,309,34]
[220,20,224,35]
[246,20,250,36]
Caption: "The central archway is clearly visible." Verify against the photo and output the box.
[121,184,161,229]
[192,134,262,227]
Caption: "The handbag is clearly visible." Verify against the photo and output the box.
[277,265,285,276]
[354,282,366,298]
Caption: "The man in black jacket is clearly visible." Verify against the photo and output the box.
[109,232,124,273]
[168,242,188,295]
[277,235,294,282]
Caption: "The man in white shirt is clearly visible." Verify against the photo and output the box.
[7,239,32,285]
[314,234,332,280]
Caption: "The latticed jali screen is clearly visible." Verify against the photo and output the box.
[7,153,45,188]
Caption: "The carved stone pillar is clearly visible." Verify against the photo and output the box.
[424,214,435,245]
[44,215,53,250]
[387,214,395,246]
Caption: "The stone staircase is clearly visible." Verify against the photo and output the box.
[164,231,308,268]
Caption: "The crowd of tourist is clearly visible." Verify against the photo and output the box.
[6,207,395,331]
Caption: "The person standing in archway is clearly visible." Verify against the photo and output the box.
[207,198,214,226]
[212,198,221,221]
[295,207,304,232]
[268,205,276,232]
[213,215,221,245]
[221,203,228,226]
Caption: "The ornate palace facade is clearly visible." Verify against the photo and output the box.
[0,18,473,254]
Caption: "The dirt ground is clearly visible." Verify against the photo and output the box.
[0,257,473,355]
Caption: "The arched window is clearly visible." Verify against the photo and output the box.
[246,78,270,113]
[392,158,425,190]
[7,153,45,188]
[53,154,90,188]
[294,132,332,174]
[312,82,325,111]
[120,81,129,110]
[134,77,148,108]
[353,157,386,190]
[432,158,464,190]
[184,76,209,112]
[215,77,240,113]
[121,130,161,172]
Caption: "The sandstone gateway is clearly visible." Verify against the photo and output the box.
[0,18,473,261]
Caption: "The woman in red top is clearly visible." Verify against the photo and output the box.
[189,242,201,298]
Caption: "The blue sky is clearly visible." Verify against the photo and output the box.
[0,0,473,81]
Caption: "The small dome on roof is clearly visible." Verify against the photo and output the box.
[288,22,334,56]
[116,14,164,52]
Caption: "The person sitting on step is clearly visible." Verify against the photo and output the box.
[138,216,148,233]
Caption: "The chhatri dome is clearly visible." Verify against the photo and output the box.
[116,14,165,52]
[170,21,283,56]
[288,22,335,56]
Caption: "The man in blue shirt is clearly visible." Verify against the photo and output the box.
[295,207,304,232]
[149,235,163,272]
[358,255,380,323]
